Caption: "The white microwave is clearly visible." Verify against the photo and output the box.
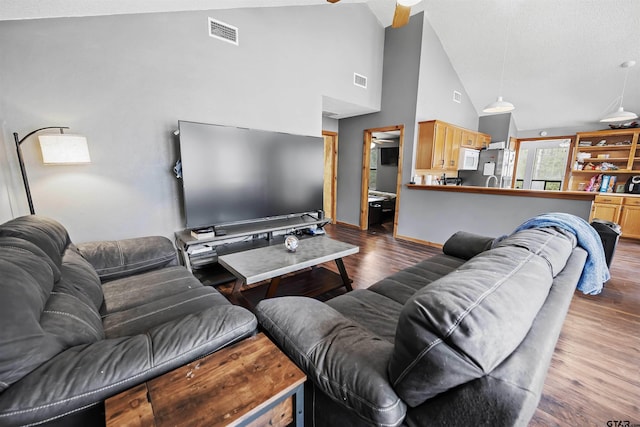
[458,148,480,170]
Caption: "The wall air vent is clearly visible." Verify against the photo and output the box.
[453,90,462,103]
[208,17,239,45]
[354,73,368,89]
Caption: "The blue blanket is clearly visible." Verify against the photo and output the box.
[513,212,609,295]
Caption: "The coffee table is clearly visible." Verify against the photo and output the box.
[218,236,359,305]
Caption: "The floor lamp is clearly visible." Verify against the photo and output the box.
[13,127,90,215]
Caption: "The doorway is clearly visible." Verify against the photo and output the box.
[360,125,404,237]
[322,131,338,223]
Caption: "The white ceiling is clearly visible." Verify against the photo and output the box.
[2,0,639,132]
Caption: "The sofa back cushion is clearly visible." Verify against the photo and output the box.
[0,215,70,268]
[77,236,179,282]
[494,227,576,277]
[0,244,65,391]
[389,227,575,407]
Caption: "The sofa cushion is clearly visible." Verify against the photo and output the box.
[60,246,104,310]
[102,287,230,338]
[101,266,204,315]
[0,215,70,268]
[0,236,61,282]
[494,227,576,277]
[389,245,557,407]
[77,236,179,282]
[0,247,64,391]
[326,289,403,343]
[368,254,465,306]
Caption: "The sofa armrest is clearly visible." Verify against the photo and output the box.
[76,236,179,282]
[0,305,257,426]
[255,297,406,427]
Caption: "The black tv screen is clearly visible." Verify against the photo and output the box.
[380,147,399,165]
[178,120,325,229]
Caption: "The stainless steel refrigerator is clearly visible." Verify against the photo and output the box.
[458,149,515,188]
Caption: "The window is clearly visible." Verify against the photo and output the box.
[369,146,378,190]
[515,139,571,190]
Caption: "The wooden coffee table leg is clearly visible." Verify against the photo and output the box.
[335,258,353,292]
[230,278,255,311]
[266,276,282,299]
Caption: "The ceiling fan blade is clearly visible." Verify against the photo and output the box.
[392,3,411,28]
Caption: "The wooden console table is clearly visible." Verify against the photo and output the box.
[105,333,306,427]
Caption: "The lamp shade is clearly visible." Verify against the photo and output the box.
[483,96,515,113]
[599,107,639,123]
[38,134,91,164]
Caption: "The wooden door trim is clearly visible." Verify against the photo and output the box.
[322,131,338,224]
[360,125,405,237]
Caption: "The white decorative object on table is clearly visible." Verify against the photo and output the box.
[284,235,299,252]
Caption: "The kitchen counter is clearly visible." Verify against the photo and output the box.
[407,184,599,201]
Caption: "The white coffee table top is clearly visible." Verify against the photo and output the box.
[218,236,359,285]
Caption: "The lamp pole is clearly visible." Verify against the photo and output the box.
[13,126,68,215]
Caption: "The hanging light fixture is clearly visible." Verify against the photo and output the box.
[600,61,638,123]
[483,2,515,114]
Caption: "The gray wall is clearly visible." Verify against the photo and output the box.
[415,15,479,130]
[394,14,482,240]
[479,113,513,143]
[336,14,423,226]
[0,5,384,242]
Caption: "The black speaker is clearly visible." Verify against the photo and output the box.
[317,210,325,220]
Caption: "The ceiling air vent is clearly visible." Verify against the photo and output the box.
[453,90,462,103]
[354,73,367,89]
[208,17,239,45]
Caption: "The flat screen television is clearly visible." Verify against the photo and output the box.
[178,120,325,229]
[380,147,399,165]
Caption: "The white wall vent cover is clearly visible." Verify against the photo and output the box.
[208,17,239,45]
[354,73,367,89]
[453,90,462,103]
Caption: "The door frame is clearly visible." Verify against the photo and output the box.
[322,131,338,223]
[360,124,405,237]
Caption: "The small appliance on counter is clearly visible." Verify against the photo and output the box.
[624,176,640,194]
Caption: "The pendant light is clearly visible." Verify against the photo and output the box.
[600,61,638,123]
[483,1,515,114]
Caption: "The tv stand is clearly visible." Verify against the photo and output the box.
[174,214,329,272]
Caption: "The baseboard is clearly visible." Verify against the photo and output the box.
[335,221,361,230]
[395,233,443,249]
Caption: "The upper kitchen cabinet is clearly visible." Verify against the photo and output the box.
[569,129,640,192]
[416,120,491,172]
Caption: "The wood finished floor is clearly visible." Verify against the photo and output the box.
[216,222,640,426]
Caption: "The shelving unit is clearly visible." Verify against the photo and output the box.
[568,128,639,192]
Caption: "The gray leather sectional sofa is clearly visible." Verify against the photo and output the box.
[0,215,257,426]
[256,226,589,426]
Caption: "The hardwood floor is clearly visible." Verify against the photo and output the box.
[214,223,640,426]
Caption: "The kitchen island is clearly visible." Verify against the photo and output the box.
[396,184,596,246]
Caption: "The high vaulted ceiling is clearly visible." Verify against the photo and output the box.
[2,0,639,133]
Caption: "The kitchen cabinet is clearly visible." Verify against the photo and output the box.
[619,197,640,239]
[569,129,640,192]
[590,195,622,223]
[477,134,491,150]
[460,130,477,149]
[416,120,490,172]
[589,194,640,240]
